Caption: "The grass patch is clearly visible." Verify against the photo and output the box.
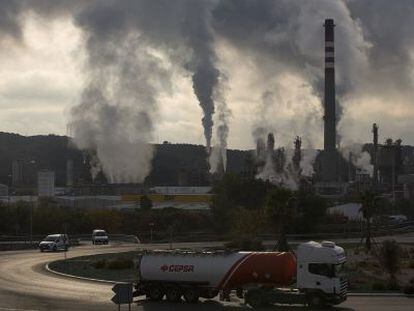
[49,251,139,282]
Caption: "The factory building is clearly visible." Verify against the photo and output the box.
[37,170,55,197]
[0,184,8,196]
[11,160,24,186]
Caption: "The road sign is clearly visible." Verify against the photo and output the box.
[111,283,133,305]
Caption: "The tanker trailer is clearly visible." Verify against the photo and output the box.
[134,241,347,308]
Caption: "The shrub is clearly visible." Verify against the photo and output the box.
[378,240,401,281]
[409,260,414,269]
[106,259,134,270]
[403,284,414,295]
[225,238,264,251]
[372,282,386,291]
[386,278,400,291]
[92,259,106,269]
[400,248,410,259]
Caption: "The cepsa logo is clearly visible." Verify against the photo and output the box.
[160,264,194,272]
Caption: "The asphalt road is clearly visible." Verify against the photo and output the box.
[0,242,413,311]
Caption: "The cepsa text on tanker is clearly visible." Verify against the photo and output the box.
[160,264,194,272]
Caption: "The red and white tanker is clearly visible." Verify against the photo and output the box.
[134,241,347,308]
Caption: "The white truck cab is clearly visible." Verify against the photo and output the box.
[39,234,69,252]
[92,229,109,245]
[296,241,347,305]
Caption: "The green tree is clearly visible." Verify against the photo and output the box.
[228,208,266,250]
[211,173,268,234]
[140,195,153,210]
[87,209,122,233]
[266,187,295,252]
[294,190,327,233]
[359,191,378,251]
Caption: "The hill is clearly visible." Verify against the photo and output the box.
[0,132,251,187]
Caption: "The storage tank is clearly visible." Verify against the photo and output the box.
[139,251,296,289]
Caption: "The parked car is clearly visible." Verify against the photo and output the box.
[39,234,69,252]
[387,214,408,224]
[92,229,109,245]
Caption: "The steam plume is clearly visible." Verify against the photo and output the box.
[340,143,373,176]
[69,6,171,183]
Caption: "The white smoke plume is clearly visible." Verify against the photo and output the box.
[254,130,299,190]
[209,74,230,173]
[69,29,169,183]
[300,149,319,177]
[340,143,373,176]
[89,154,101,181]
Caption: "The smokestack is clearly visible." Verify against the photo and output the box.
[293,136,302,172]
[324,18,336,152]
[267,133,275,154]
[66,159,74,187]
[321,18,338,182]
[372,123,379,188]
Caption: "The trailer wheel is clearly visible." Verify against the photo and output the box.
[183,288,199,303]
[147,285,164,301]
[245,290,265,309]
[166,286,181,302]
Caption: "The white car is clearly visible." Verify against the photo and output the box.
[39,234,69,252]
[92,229,109,245]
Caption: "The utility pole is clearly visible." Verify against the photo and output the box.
[30,198,33,246]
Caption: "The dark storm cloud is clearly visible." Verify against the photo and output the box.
[0,0,23,41]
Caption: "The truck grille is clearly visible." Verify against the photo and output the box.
[340,279,348,296]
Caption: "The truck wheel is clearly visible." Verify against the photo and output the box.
[245,290,264,309]
[147,285,164,301]
[166,286,181,302]
[308,294,325,309]
[183,288,199,303]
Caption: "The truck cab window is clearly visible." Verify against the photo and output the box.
[308,263,333,277]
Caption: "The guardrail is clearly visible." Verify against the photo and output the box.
[0,234,140,251]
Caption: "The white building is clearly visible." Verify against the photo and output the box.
[37,170,55,197]
[0,184,8,196]
[150,186,212,194]
[327,202,363,221]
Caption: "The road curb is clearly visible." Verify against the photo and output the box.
[348,292,413,297]
[45,262,118,284]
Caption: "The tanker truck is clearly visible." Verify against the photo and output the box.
[134,241,347,308]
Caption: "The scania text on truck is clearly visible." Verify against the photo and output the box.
[134,241,347,308]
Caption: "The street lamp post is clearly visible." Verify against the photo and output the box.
[27,160,36,247]
[149,222,154,244]
[30,201,33,246]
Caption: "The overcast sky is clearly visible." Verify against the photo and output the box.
[1,0,414,151]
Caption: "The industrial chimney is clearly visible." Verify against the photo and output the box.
[372,123,379,187]
[321,18,338,182]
